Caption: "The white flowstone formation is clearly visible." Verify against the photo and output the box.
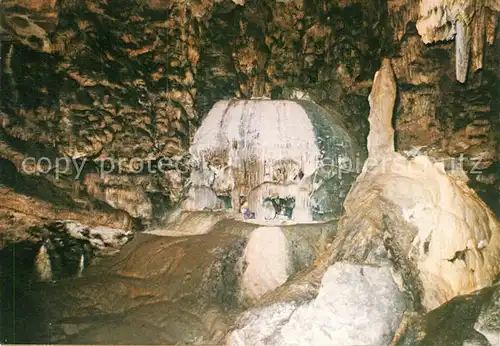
[342,59,500,310]
[185,99,360,222]
[227,57,500,346]
[367,58,397,160]
[35,244,53,281]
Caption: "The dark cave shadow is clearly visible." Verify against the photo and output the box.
[0,241,51,344]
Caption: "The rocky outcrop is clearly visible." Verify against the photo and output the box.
[0,220,133,282]
[0,1,499,343]
[226,58,500,345]
[389,6,499,216]
[0,186,131,246]
[334,60,500,311]
[394,283,500,345]
[0,213,335,344]
[229,262,407,346]
[416,0,499,82]
[0,0,389,227]
[0,0,498,228]
[367,58,397,159]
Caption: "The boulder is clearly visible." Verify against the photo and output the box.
[393,284,500,345]
[228,262,407,346]
[238,227,291,305]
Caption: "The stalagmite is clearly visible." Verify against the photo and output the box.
[366,59,397,160]
[35,244,52,281]
[335,60,500,310]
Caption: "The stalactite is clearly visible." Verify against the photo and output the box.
[416,0,499,83]
[470,7,486,74]
[455,19,471,83]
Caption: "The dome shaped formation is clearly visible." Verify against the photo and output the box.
[184,99,363,223]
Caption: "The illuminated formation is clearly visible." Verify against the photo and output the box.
[182,99,362,223]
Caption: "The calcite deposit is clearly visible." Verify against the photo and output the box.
[186,99,361,222]
[416,0,499,82]
[335,59,500,310]
[0,0,498,231]
[0,0,499,344]
[227,57,500,346]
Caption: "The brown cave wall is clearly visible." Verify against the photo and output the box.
[0,0,498,236]
[388,1,500,214]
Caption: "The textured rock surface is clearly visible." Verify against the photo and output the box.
[0,0,498,230]
[56,220,133,257]
[188,99,361,221]
[334,60,500,311]
[389,3,499,216]
[1,214,335,344]
[0,220,133,282]
[223,58,500,346]
[0,1,499,343]
[367,58,397,159]
[238,227,291,305]
[228,262,407,346]
[415,0,499,82]
[0,185,132,246]
[0,0,386,229]
[393,284,500,345]
[339,152,500,310]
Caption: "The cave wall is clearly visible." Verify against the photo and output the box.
[0,0,498,235]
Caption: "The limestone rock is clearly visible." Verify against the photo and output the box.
[146,211,229,236]
[389,25,499,213]
[1,216,335,344]
[0,186,132,247]
[247,181,313,223]
[339,152,500,310]
[367,59,397,160]
[1,0,497,232]
[180,185,219,211]
[475,287,500,345]
[228,262,407,346]
[56,220,133,257]
[394,284,500,345]
[334,58,500,311]
[0,220,133,285]
[238,227,291,305]
[83,173,155,220]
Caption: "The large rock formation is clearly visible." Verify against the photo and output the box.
[0,0,498,233]
[229,261,407,346]
[185,99,361,221]
[0,213,335,344]
[334,59,500,311]
[393,283,500,345]
[389,1,499,216]
[416,0,499,82]
[0,0,499,344]
[226,58,500,345]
